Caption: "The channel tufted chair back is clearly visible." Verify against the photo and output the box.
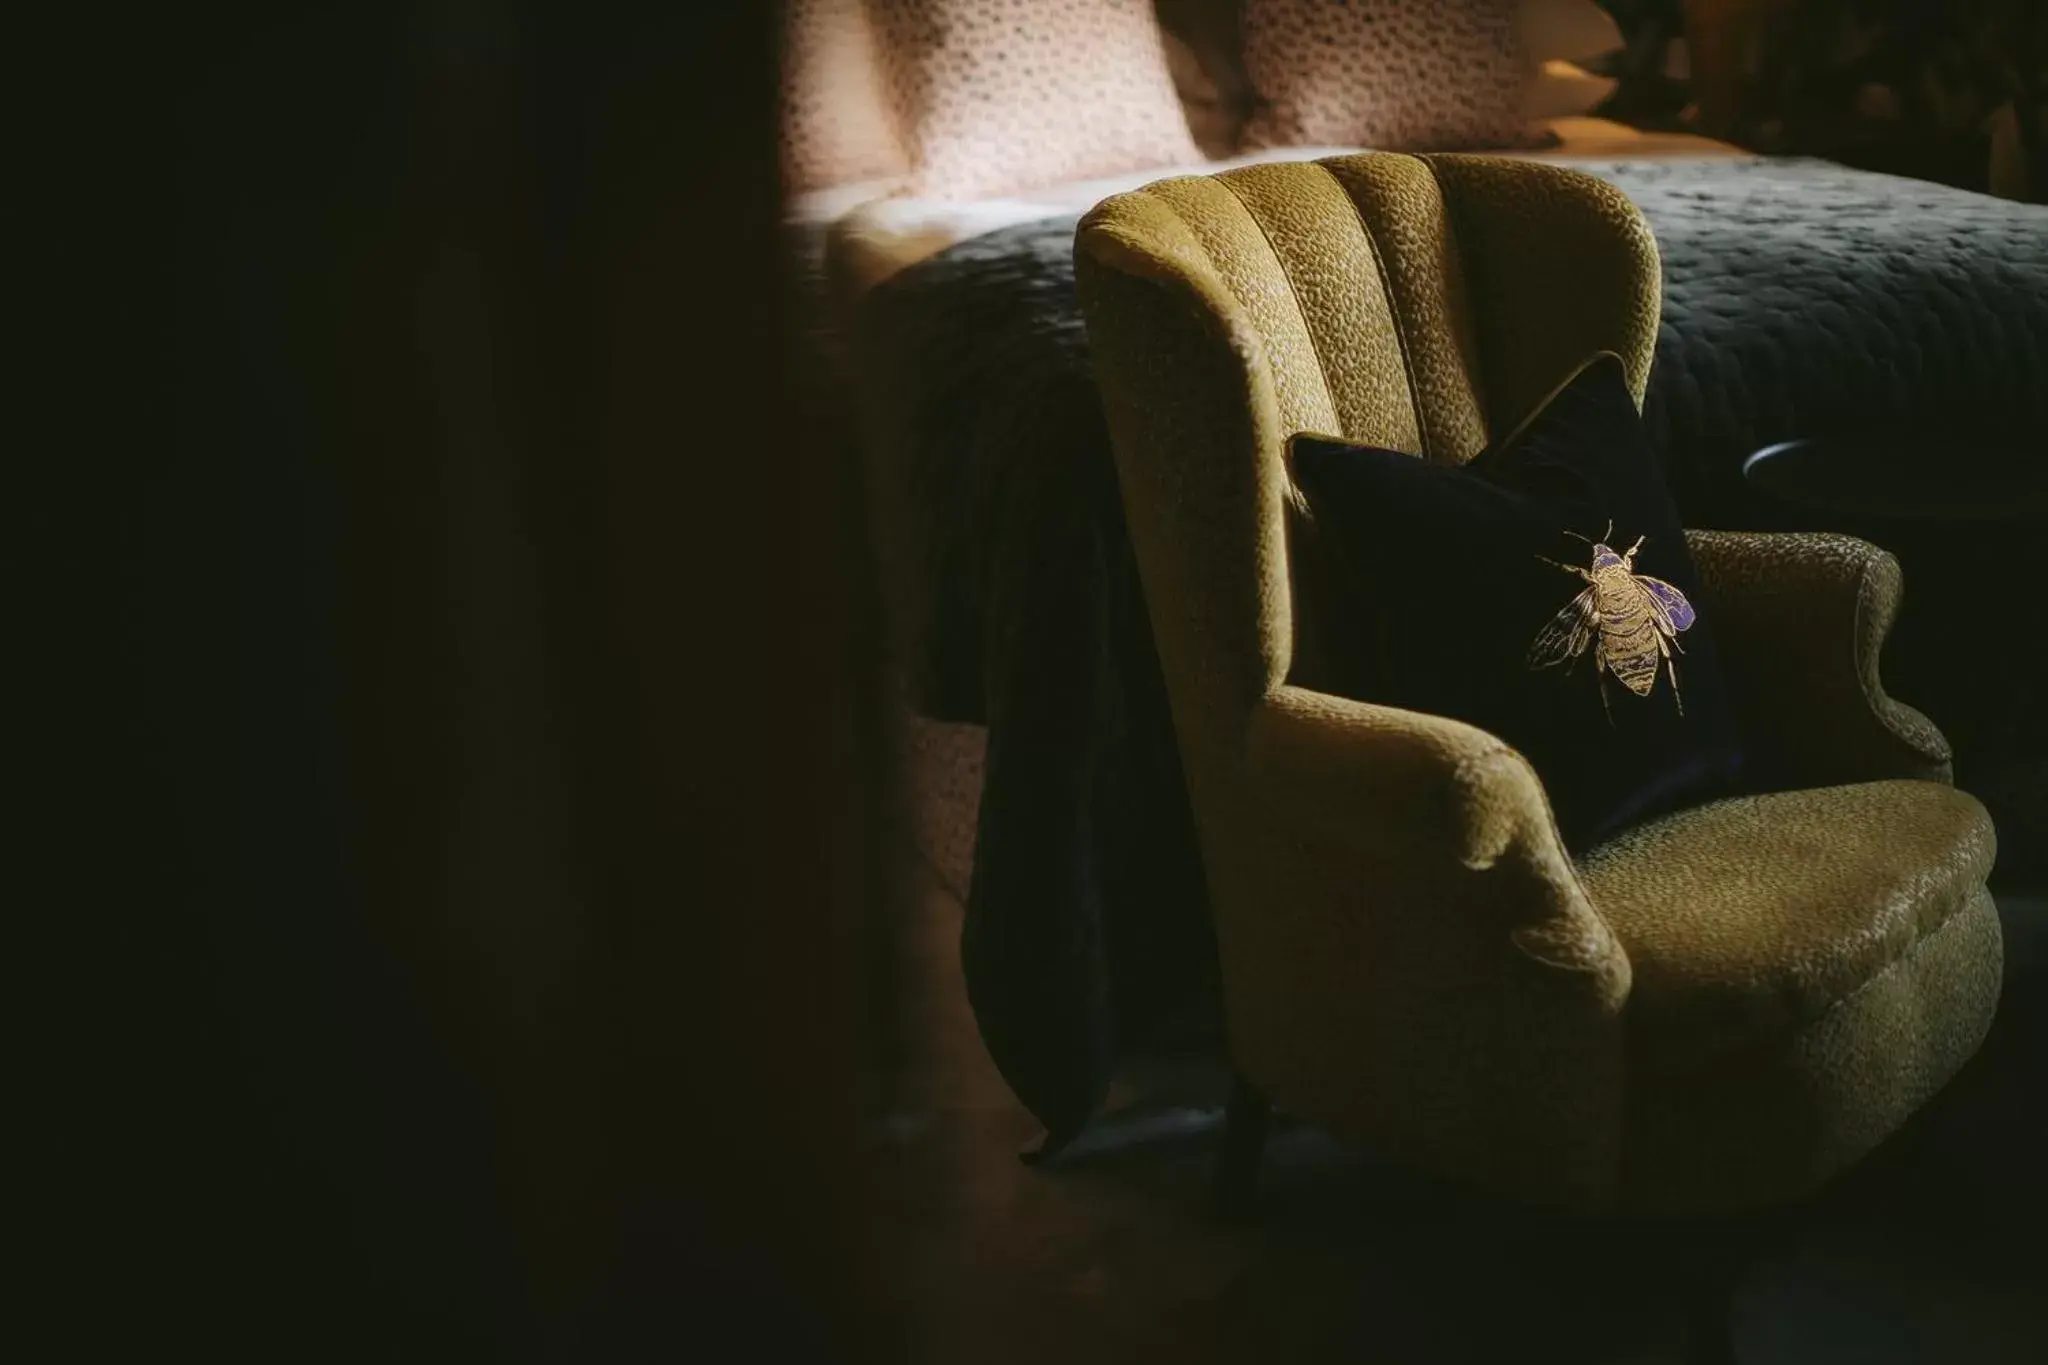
[1075,154,2001,1212]
[1077,153,1659,759]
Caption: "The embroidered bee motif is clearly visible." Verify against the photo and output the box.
[1527,522,1696,720]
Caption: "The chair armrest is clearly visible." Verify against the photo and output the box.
[1686,530,1952,787]
[1236,684,1632,1205]
[1252,687,1561,877]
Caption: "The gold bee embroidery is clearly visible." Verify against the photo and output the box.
[1528,522,1696,720]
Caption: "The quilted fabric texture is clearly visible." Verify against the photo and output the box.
[1607,158,2048,523]
[779,0,909,193]
[871,0,1201,200]
[1074,152,2003,1210]
[829,158,2048,589]
[1240,0,1545,151]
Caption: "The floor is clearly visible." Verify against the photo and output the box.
[873,719,2048,1364]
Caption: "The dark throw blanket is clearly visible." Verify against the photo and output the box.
[850,157,2048,1150]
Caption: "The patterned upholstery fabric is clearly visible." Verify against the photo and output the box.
[1240,0,1544,151]
[1580,780,1996,1076]
[1073,152,2002,1211]
[1685,529,1954,790]
[1623,888,2002,1212]
[871,0,1201,200]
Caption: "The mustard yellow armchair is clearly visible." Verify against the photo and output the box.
[1074,153,2002,1213]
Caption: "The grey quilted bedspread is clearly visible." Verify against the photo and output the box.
[843,157,2048,1147]
[857,158,2048,712]
[1609,157,2048,516]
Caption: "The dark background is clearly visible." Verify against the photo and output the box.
[70,5,893,1358]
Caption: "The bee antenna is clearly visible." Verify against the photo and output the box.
[1560,528,1595,545]
[1602,518,1613,543]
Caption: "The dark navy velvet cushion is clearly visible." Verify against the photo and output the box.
[1289,353,1745,853]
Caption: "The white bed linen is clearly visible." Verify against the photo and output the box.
[804,116,1745,299]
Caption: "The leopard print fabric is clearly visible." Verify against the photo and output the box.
[780,0,910,193]
[872,0,1201,199]
[1241,0,1545,152]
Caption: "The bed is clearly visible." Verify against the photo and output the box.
[813,116,2047,716]
[784,16,2048,1152]
[803,116,1748,293]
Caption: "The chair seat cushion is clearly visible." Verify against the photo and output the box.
[1579,779,1996,1075]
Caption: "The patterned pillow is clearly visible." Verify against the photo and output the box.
[1158,0,1257,157]
[1241,0,1546,151]
[780,0,909,194]
[872,0,1202,199]
[1161,29,1242,159]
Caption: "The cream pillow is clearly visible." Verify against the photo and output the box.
[872,0,1202,199]
[1525,58,1621,120]
[779,0,910,194]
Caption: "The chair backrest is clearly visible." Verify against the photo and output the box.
[1074,152,1660,823]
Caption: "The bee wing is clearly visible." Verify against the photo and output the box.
[1634,576,1696,633]
[1527,586,1598,670]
